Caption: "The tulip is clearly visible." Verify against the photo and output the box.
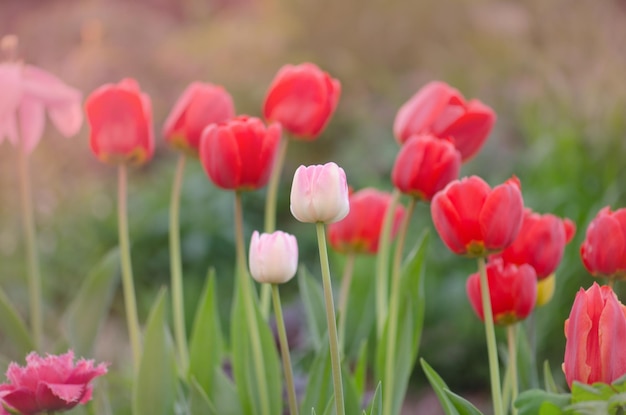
[466,258,537,325]
[263,63,341,139]
[431,176,524,257]
[0,350,107,415]
[163,82,235,155]
[393,81,495,161]
[328,188,405,254]
[563,283,626,388]
[496,209,576,279]
[85,78,154,165]
[199,115,281,191]
[249,230,299,284]
[391,134,461,201]
[580,206,626,279]
[290,162,350,224]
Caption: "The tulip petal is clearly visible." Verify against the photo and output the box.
[479,181,523,252]
[0,63,22,119]
[19,97,46,154]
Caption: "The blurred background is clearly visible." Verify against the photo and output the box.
[1,0,626,412]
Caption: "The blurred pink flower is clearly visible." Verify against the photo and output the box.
[0,63,83,153]
[0,350,107,415]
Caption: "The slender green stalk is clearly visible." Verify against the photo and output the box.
[271,284,299,415]
[375,189,401,338]
[477,256,504,415]
[315,223,345,415]
[118,164,142,373]
[608,278,615,289]
[169,154,189,373]
[234,192,271,415]
[507,324,519,415]
[382,197,416,415]
[18,142,43,350]
[338,252,356,355]
[260,137,290,317]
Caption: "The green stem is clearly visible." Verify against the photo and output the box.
[608,278,615,289]
[338,252,356,355]
[507,324,519,415]
[260,137,290,317]
[477,256,504,415]
[118,164,142,373]
[271,284,299,415]
[169,154,189,373]
[375,189,401,339]
[18,142,43,350]
[315,223,345,415]
[234,192,271,415]
[382,196,416,415]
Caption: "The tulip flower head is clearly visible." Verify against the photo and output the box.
[263,62,341,139]
[249,230,299,284]
[580,206,626,279]
[563,283,626,388]
[431,175,524,257]
[0,62,82,153]
[290,162,349,224]
[199,115,281,191]
[163,82,235,155]
[0,350,107,415]
[391,134,461,201]
[466,258,537,325]
[393,81,495,161]
[85,78,154,165]
[328,188,406,254]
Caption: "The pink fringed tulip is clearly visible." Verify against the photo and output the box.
[263,63,341,139]
[163,82,235,155]
[249,230,299,284]
[580,206,626,279]
[391,134,461,201]
[0,63,82,153]
[466,258,537,325]
[328,188,405,254]
[85,78,154,165]
[563,283,626,388]
[290,162,349,224]
[199,115,281,191]
[393,81,495,161]
[0,350,107,415]
[431,176,524,257]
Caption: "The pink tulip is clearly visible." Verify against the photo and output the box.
[0,63,82,153]
[249,231,299,284]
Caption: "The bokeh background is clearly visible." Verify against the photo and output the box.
[1,0,626,412]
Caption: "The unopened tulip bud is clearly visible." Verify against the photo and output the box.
[249,231,298,284]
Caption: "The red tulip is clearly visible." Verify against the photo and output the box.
[393,81,495,161]
[580,207,626,279]
[85,78,154,165]
[391,134,461,201]
[328,188,406,255]
[163,82,235,155]
[199,115,280,191]
[263,63,341,139]
[495,209,576,279]
[466,258,537,325]
[563,283,626,388]
[0,350,107,415]
[431,176,524,257]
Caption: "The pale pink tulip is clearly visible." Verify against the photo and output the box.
[249,230,299,284]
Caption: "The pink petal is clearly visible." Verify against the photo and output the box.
[42,382,86,404]
[0,113,18,146]
[21,65,82,106]
[48,101,83,138]
[0,63,22,118]
[19,97,46,153]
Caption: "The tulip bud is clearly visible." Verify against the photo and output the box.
[535,273,556,307]
[249,231,298,284]
[580,206,626,279]
[290,162,349,224]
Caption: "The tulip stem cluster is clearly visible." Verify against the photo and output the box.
[117,165,142,373]
[338,252,356,354]
[477,256,504,415]
[18,142,43,350]
[169,153,189,372]
[315,222,345,415]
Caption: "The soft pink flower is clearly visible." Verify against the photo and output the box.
[0,63,82,153]
[249,230,299,284]
[0,350,107,415]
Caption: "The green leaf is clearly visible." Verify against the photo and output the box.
[571,381,615,403]
[0,287,34,357]
[132,288,178,415]
[443,389,484,415]
[420,358,460,415]
[298,266,327,350]
[515,389,570,415]
[209,368,243,415]
[62,248,120,357]
[353,341,368,398]
[189,377,218,415]
[544,360,559,394]
[188,270,223,396]
[342,258,376,358]
[367,382,383,415]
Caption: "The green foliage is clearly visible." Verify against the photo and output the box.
[0,287,34,359]
[298,266,327,350]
